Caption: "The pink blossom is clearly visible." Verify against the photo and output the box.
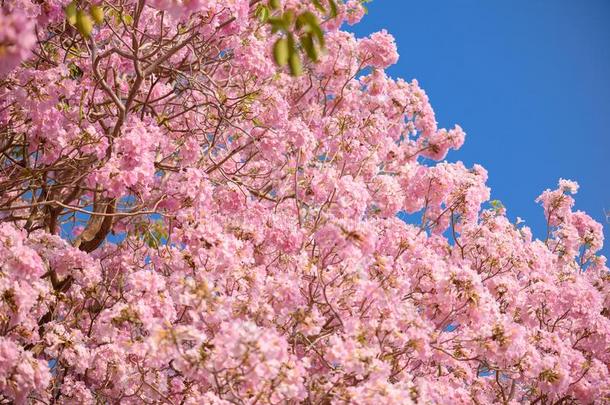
[0,10,36,76]
[345,0,367,25]
[358,30,399,69]
[0,1,607,403]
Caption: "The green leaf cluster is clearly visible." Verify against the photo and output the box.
[258,0,343,76]
[130,219,168,249]
[65,2,106,37]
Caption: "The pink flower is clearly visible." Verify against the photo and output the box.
[358,30,399,68]
[0,337,51,403]
[0,2,607,403]
[0,10,36,76]
[345,0,366,25]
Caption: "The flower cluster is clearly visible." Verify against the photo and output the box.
[0,8,36,76]
[0,0,608,404]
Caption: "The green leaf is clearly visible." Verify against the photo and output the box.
[75,10,93,37]
[300,33,318,62]
[286,33,298,59]
[312,24,324,48]
[360,0,373,14]
[288,52,302,76]
[282,9,295,26]
[297,12,324,47]
[328,0,338,18]
[255,4,270,23]
[273,37,289,66]
[121,13,134,26]
[65,2,77,25]
[298,11,319,26]
[68,62,83,80]
[268,0,281,10]
[108,9,120,25]
[311,0,326,12]
[268,17,288,33]
[90,5,104,25]
[490,199,505,214]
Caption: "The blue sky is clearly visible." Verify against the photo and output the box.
[350,0,610,258]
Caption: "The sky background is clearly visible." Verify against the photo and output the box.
[349,0,610,258]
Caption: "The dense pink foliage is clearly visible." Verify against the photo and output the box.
[0,8,36,76]
[0,1,609,404]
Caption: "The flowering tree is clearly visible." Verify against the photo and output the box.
[1,0,609,403]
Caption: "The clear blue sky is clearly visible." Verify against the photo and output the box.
[350,0,610,258]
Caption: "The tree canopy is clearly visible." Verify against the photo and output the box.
[0,0,608,403]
